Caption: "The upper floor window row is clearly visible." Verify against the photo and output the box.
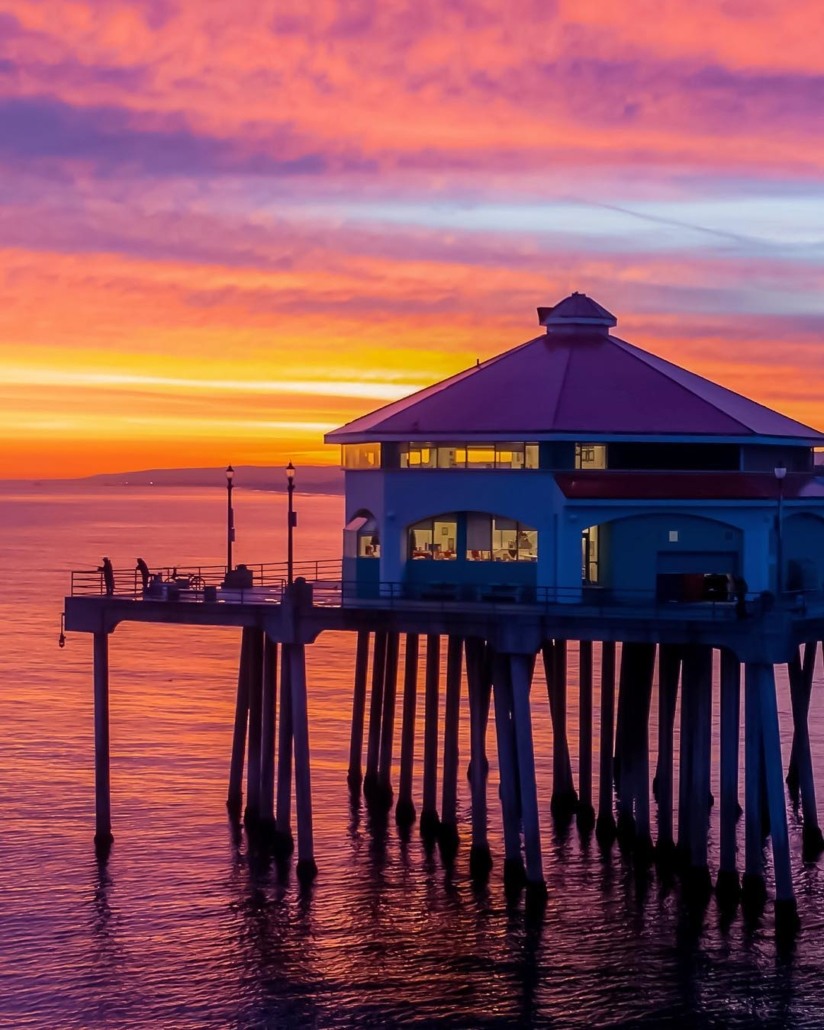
[400,442,540,470]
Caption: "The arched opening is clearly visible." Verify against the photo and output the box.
[584,513,743,602]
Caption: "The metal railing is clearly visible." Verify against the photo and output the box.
[69,558,342,600]
[66,561,821,622]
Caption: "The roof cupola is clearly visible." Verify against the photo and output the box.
[537,292,617,335]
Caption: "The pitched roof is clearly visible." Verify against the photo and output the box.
[326,294,824,443]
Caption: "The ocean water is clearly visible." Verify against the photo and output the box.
[2,484,824,1028]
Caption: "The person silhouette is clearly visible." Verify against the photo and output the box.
[136,558,150,591]
[98,557,115,596]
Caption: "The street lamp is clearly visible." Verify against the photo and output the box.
[774,460,786,595]
[226,465,235,573]
[286,462,296,585]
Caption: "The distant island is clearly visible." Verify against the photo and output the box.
[1,465,344,494]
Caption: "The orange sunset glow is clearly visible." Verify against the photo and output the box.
[1,0,823,477]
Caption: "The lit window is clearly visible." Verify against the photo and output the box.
[342,443,381,469]
[582,526,599,583]
[408,515,458,559]
[344,513,380,558]
[575,443,607,469]
[467,445,496,469]
[491,517,537,561]
[669,530,679,542]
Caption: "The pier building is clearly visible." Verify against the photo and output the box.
[65,292,824,936]
[327,293,824,605]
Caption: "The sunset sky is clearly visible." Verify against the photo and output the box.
[1,0,823,477]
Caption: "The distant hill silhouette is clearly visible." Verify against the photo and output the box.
[2,465,344,494]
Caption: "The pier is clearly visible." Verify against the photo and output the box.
[64,558,824,933]
[63,291,824,937]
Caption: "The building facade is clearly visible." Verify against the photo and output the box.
[326,294,824,604]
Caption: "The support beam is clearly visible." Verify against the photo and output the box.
[376,631,400,809]
[93,630,113,851]
[439,635,463,853]
[259,637,278,842]
[274,642,294,853]
[364,631,387,801]
[716,649,741,904]
[787,643,824,857]
[596,641,617,844]
[742,663,766,911]
[683,644,713,899]
[492,652,524,892]
[289,642,317,883]
[420,634,441,837]
[244,628,264,829]
[543,640,577,818]
[786,640,817,797]
[347,630,370,790]
[655,644,681,862]
[577,640,594,829]
[466,637,492,878]
[510,653,546,903]
[755,662,798,934]
[227,629,251,821]
[395,634,419,827]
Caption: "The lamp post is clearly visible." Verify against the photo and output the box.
[286,462,296,585]
[226,465,235,573]
[774,460,786,595]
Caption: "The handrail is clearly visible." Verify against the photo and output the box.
[67,563,822,621]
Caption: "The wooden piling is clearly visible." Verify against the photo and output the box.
[596,640,617,843]
[439,635,463,852]
[227,628,251,821]
[93,630,113,850]
[420,634,441,837]
[395,634,419,826]
[716,649,741,903]
[244,628,264,828]
[347,630,370,790]
[289,642,317,883]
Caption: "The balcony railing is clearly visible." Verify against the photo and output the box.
[64,561,818,622]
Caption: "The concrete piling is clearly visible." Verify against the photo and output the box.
[439,635,463,853]
[395,633,419,826]
[376,631,400,809]
[596,641,617,844]
[466,637,492,878]
[93,630,113,851]
[420,634,441,837]
[227,628,251,821]
[347,630,370,790]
